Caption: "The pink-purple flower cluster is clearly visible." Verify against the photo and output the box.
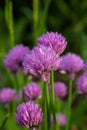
[56,114,66,126]
[76,73,87,94]
[54,82,67,99]
[60,52,84,80]
[38,32,67,55]
[24,82,42,100]
[23,45,61,83]
[15,101,43,128]
[4,44,29,74]
[0,88,15,103]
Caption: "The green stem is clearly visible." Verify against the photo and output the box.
[44,82,50,130]
[5,0,14,48]
[9,0,14,47]
[33,0,39,43]
[50,71,57,130]
[44,98,47,130]
[39,0,52,33]
[17,71,24,90]
[57,99,61,130]
[66,80,73,130]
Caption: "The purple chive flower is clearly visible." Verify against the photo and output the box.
[84,60,87,72]
[23,45,61,83]
[54,82,67,99]
[51,113,66,127]
[0,88,15,104]
[15,101,43,129]
[4,44,30,74]
[38,32,67,55]
[60,52,84,80]
[15,90,22,102]
[24,82,42,100]
[76,73,87,94]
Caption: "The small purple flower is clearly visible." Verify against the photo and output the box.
[56,114,67,126]
[0,88,15,103]
[24,82,42,100]
[15,90,22,102]
[4,44,30,74]
[83,60,87,72]
[60,52,84,80]
[54,82,67,99]
[23,45,61,83]
[15,101,43,128]
[38,32,67,55]
[51,113,66,127]
[76,73,87,94]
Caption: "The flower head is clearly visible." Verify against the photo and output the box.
[0,88,15,103]
[51,113,66,127]
[15,101,43,128]
[60,52,83,80]
[23,45,61,83]
[53,82,67,99]
[76,73,87,94]
[24,82,42,100]
[38,32,67,54]
[4,44,29,74]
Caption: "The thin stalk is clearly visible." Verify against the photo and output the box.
[57,99,61,130]
[42,0,51,23]
[50,71,57,130]
[5,0,14,48]
[39,0,52,33]
[17,71,24,90]
[33,0,39,43]
[9,0,14,47]
[44,82,50,130]
[66,80,73,130]
[44,98,47,130]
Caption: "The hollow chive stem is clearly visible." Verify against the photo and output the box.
[33,0,39,43]
[50,71,57,130]
[66,80,73,130]
[44,82,50,130]
[5,0,14,47]
[57,99,61,130]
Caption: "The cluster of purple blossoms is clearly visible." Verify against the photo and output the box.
[60,52,84,80]
[24,82,42,100]
[15,101,43,129]
[23,45,61,83]
[53,82,67,99]
[38,32,67,55]
[51,113,66,127]
[76,73,87,94]
[0,88,15,104]
[3,31,68,129]
[4,44,29,74]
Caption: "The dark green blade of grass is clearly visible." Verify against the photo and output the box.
[0,113,9,130]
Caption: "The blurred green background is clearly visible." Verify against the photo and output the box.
[0,1,87,130]
[0,0,87,58]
